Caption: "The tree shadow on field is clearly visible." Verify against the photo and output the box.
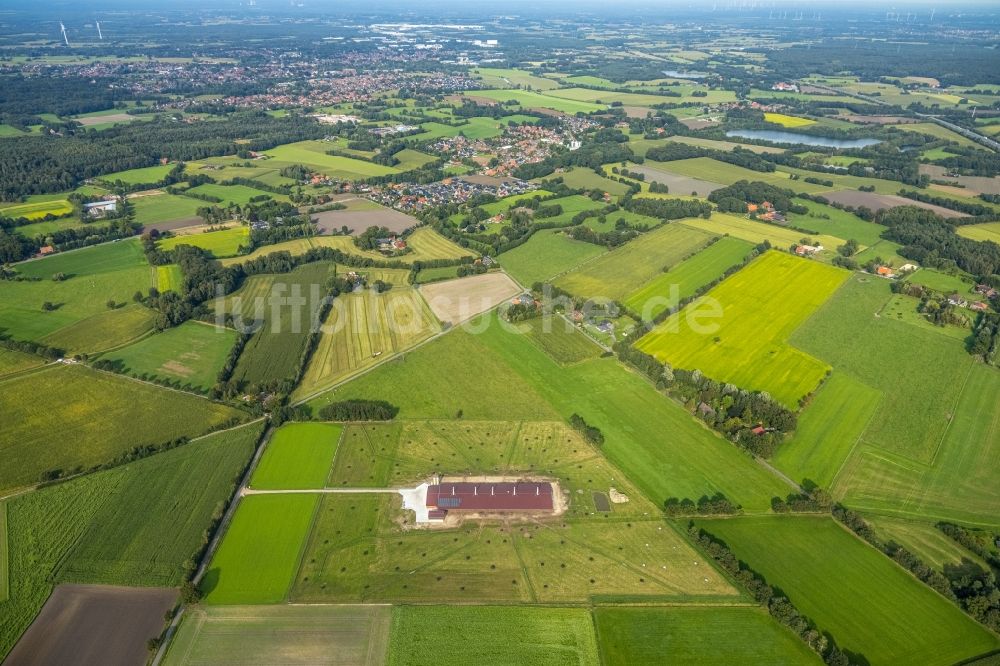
[199,568,221,597]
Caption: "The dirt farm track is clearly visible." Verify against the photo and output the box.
[4,585,177,666]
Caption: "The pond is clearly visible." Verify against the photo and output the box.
[726,129,881,149]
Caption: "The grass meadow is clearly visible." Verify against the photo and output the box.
[387,606,599,666]
[0,349,43,379]
[791,275,1000,526]
[957,221,1000,245]
[294,288,439,399]
[164,605,391,666]
[651,158,831,194]
[624,236,754,320]
[295,417,739,604]
[250,422,343,489]
[636,251,848,408]
[594,606,822,665]
[131,193,203,225]
[0,363,241,492]
[1,239,153,348]
[771,372,881,488]
[791,199,885,247]
[0,424,261,659]
[99,164,174,185]
[462,89,604,114]
[158,226,249,258]
[315,315,790,512]
[699,516,1000,666]
[498,229,608,286]
[264,141,400,179]
[554,223,715,301]
[102,321,237,391]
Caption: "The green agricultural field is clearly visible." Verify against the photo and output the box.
[0,424,261,659]
[0,348,44,379]
[184,183,283,205]
[499,229,607,286]
[156,264,183,292]
[405,227,474,261]
[906,268,975,295]
[99,163,174,185]
[42,304,157,355]
[554,167,631,195]
[699,516,1000,666]
[251,422,343,489]
[0,199,73,221]
[869,517,991,573]
[517,316,601,365]
[164,605,391,666]
[853,239,912,268]
[771,372,881,488]
[462,89,604,114]
[555,223,715,302]
[158,226,249,258]
[889,122,980,149]
[545,86,681,107]
[101,321,237,391]
[654,135,784,155]
[791,276,1000,526]
[650,158,830,194]
[0,239,155,348]
[413,265,461,283]
[219,236,385,266]
[305,322,561,421]
[298,420,738,604]
[595,606,822,665]
[264,141,399,179]
[791,199,885,247]
[624,237,754,320]
[637,251,849,408]
[0,363,242,492]
[388,606,599,666]
[677,215,844,260]
[214,262,336,386]
[14,217,94,239]
[473,67,561,90]
[316,315,790,511]
[201,494,319,604]
[131,193,204,225]
[957,221,1000,245]
[295,288,439,400]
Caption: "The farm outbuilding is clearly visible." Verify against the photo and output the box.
[425,481,554,517]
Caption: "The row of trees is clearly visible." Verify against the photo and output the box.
[614,344,797,458]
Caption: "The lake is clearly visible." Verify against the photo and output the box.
[726,129,881,148]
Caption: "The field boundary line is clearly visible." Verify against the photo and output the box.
[927,361,976,468]
[828,381,886,492]
[286,492,325,603]
[0,503,8,603]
